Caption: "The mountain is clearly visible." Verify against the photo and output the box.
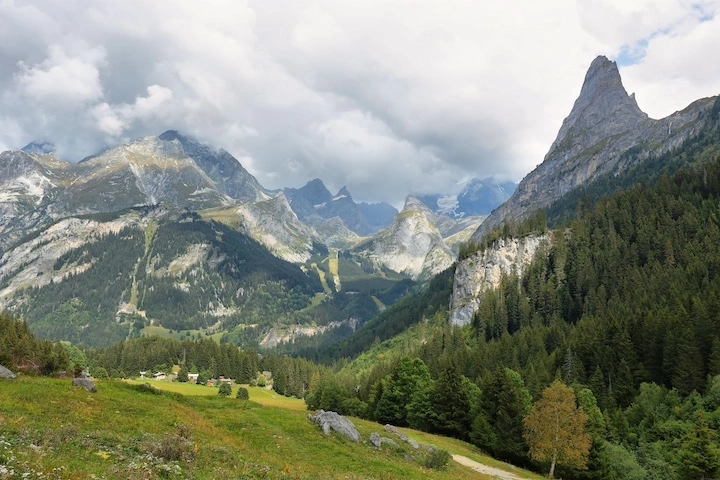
[351,195,483,279]
[0,131,271,253]
[472,55,719,241]
[417,177,517,218]
[157,130,271,203]
[21,141,55,155]
[284,178,398,236]
[205,192,324,264]
[0,208,322,347]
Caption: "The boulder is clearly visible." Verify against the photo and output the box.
[384,424,419,449]
[370,432,396,449]
[72,377,97,393]
[0,365,16,380]
[308,410,360,443]
[381,437,398,447]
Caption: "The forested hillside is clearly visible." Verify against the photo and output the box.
[299,155,720,478]
[0,313,68,375]
[9,212,322,347]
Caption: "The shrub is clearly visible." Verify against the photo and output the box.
[236,387,249,400]
[218,383,232,396]
[423,449,451,470]
[148,425,196,463]
[131,383,161,395]
[257,375,266,388]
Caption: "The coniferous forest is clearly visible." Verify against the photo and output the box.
[292,155,720,479]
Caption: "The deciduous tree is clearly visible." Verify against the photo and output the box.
[523,380,591,478]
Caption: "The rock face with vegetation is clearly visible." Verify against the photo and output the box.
[0,208,321,347]
[450,233,550,326]
[231,192,321,263]
[0,131,269,254]
[473,55,719,241]
[352,196,482,280]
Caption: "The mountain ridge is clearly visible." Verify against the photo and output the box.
[472,55,719,241]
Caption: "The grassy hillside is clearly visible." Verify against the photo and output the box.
[0,377,540,479]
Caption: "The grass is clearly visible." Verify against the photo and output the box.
[125,380,307,411]
[328,249,341,291]
[140,325,224,343]
[0,377,520,479]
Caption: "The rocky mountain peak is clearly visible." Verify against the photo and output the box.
[297,178,332,205]
[334,186,353,201]
[471,55,717,242]
[402,195,433,214]
[550,55,647,152]
[21,141,55,155]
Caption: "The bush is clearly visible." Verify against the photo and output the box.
[236,387,249,400]
[147,425,196,463]
[257,375,266,388]
[423,449,451,470]
[218,383,232,396]
[131,382,161,395]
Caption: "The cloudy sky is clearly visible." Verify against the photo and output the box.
[1,0,719,206]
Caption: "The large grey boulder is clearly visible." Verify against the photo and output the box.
[0,365,16,380]
[308,410,360,443]
[72,377,97,393]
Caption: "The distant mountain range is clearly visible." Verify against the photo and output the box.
[417,178,516,218]
[0,126,517,346]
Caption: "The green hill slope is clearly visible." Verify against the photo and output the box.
[0,377,540,479]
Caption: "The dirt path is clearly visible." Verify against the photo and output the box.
[452,455,528,480]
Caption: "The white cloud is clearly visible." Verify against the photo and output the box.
[15,45,105,106]
[91,85,173,136]
[0,0,718,204]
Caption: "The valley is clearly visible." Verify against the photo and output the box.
[2,53,720,479]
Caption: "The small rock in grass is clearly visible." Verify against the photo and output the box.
[0,365,16,380]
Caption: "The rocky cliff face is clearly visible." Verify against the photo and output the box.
[449,233,551,326]
[232,193,321,264]
[473,55,717,241]
[352,195,483,280]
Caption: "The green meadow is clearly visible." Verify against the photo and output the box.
[0,377,539,479]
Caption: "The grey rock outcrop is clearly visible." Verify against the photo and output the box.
[0,365,16,380]
[384,424,419,449]
[450,234,551,326]
[368,432,397,449]
[309,410,360,443]
[473,55,718,241]
[72,377,97,393]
